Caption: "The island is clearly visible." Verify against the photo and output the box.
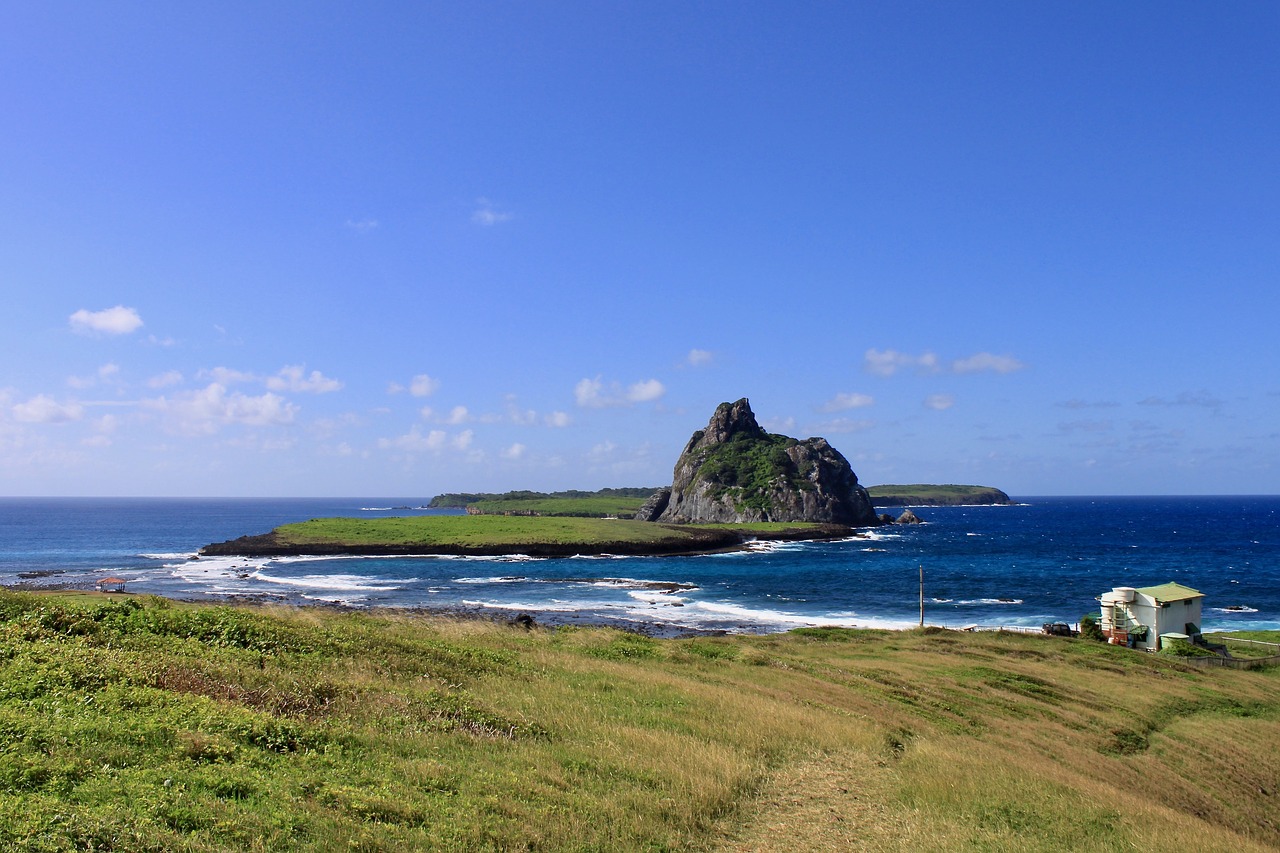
[865,484,1013,506]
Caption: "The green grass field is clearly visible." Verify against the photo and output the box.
[0,590,1277,851]
[203,515,842,557]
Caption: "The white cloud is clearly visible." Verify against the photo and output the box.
[686,348,713,367]
[148,370,184,389]
[444,406,470,425]
[146,383,297,436]
[545,411,571,428]
[472,198,513,226]
[68,363,120,390]
[588,441,618,461]
[866,348,1025,376]
[409,374,441,397]
[503,396,538,426]
[575,378,605,407]
[501,443,526,460]
[865,348,939,377]
[627,379,665,403]
[1138,390,1224,409]
[811,417,876,434]
[575,377,666,408]
[92,414,120,435]
[345,218,379,232]
[820,392,874,412]
[376,426,478,455]
[951,352,1025,374]
[201,367,257,385]
[924,394,955,411]
[13,395,85,424]
[760,416,796,434]
[266,365,343,394]
[69,305,143,336]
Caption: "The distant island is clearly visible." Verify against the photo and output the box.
[428,488,658,518]
[865,484,1013,506]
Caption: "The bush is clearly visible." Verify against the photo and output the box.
[1079,614,1105,642]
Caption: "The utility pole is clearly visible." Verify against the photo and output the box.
[919,564,924,628]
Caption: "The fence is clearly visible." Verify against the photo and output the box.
[1181,636,1280,670]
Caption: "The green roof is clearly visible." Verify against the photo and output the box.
[1135,582,1203,603]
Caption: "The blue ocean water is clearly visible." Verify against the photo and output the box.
[0,496,1277,634]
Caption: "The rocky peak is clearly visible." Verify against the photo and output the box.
[650,398,880,527]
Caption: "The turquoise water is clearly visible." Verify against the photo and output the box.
[1,496,1277,633]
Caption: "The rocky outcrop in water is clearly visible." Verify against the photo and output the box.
[648,398,880,526]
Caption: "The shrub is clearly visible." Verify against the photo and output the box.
[1079,614,1105,642]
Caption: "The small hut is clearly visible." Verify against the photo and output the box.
[1098,582,1203,651]
[95,577,127,593]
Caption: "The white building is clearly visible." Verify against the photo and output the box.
[1098,582,1204,651]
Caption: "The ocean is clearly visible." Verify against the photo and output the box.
[1,496,1277,635]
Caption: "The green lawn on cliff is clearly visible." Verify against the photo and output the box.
[0,591,1277,852]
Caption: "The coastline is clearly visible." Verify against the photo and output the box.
[0,585,776,639]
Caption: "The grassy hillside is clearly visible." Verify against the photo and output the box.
[0,591,1277,851]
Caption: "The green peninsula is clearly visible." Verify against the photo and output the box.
[200,515,851,558]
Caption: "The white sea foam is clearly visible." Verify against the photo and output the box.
[169,555,271,580]
[681,600,918,632]
[954,597,1023,606]
[1214,606,1259,614]
[455,576,529,585]
[141,552,199,561]
[461,599,583,613]
[251,572,402,592]
[626,590,689,606]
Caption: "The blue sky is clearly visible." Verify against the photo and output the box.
[2,2,1277,497]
